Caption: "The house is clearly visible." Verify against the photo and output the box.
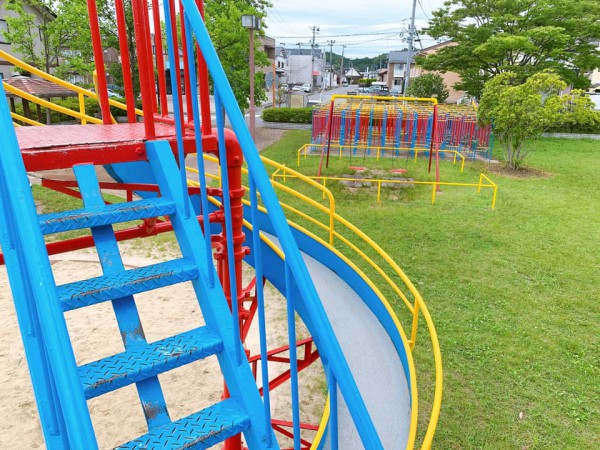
[344,67,361,84]
[0,0,56,79]
[275,46,288,85]
[258,35,276,88]
[285,48,325,87]
[415,41,464,103]
[386,42,466,102]
[386,50,418,90]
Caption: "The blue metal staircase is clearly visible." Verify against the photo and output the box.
[0,0,389,447]
[0,83,277,448]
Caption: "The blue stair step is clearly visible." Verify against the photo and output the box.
[78,326,223,399]
[39,197,176,235]
[116,398,250,450]
[57,258,199,311]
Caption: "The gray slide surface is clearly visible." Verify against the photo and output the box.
[267,234,411,449]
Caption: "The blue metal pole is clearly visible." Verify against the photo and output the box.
[183,12,215,287]
[285,262,301,450]
[249,176,273,447]
[163,0,189,217]
[214,90,242,365]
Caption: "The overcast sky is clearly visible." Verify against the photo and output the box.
[264,0,447,58]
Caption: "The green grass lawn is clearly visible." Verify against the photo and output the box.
[261,131,599,449]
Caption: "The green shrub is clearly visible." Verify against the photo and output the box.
[358,78,377,87]
[547,106,600,134]
[262,107,313,124]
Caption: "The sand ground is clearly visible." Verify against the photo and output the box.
[0,127,326,448]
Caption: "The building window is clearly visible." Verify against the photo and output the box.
[394,63,406,73]
[0,72,4,80]
[0,20,9,44]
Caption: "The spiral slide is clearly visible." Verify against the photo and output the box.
[243,214,413,449]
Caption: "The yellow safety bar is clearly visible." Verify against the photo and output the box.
[186,154,443,448]
[10,110,43,126]
[297,143,466,173]
[330,94,438,105]
[0,49,143,124]
[3,82,104,125]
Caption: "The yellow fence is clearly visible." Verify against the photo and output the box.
[297,143,466,172]
[1,50,142,127]
[187,154,443,449]
[286,145,498,209]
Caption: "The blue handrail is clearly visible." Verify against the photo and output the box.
[183,13,215,287]
[180,1,382,447]
[249,176,273,447]
[163,0,190,218]
[0,83,98,449]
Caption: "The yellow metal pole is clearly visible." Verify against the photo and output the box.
[410,300,421,351]
[431,183,437,204]
[377,181,381,203]
[492,185,498,210]
[79,92,87,125]
[477,174,483,193]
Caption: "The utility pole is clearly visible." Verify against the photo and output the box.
[327,39,335,89]
[340,44,346,85]
[310,25,319,88]
[404,0,418,94]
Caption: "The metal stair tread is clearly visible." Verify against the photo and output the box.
[39,197,176,235]
[116,398,250,449]
[57,258,199,311]
[78,326,223,399]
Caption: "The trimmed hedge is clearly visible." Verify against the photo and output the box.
[11,96,131,124]
[262,107,313,124]
[547,109,600,134]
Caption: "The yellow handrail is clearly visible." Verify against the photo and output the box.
[3,82,104,124]
[10,111,43,126]
[1,49,144,122]
[187,153,443,448]
[331,94,438,105]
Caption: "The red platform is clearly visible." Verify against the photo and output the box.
[16,122,217,171]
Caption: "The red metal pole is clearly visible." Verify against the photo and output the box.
[142,4,158,116]
[317,100,334,177]
[86,0,112,125]
[151,0,169,116]
[324,99,335,169]
[131,0,156,138]
[179,1,194,128]
[195,0,213,136]
[115,0,136,123]
[168,0,185,130]
[220,128,246,450]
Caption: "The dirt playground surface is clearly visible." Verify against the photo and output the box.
[0,128,327,448]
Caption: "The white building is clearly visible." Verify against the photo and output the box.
[286,48,325,88]
[0,0,56,79]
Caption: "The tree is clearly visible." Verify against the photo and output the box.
[478,71,595,169]
[204,0,271,110]
[3,0,95,76]
[419,0,600,98]
[406,73,449,102]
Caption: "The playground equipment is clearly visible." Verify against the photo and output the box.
[311,97,494,161]
[0,1,441,449]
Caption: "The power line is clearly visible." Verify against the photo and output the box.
[272,29,403,39]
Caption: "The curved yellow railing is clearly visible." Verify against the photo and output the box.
[187,153,443,448]
[1,49,143,126]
